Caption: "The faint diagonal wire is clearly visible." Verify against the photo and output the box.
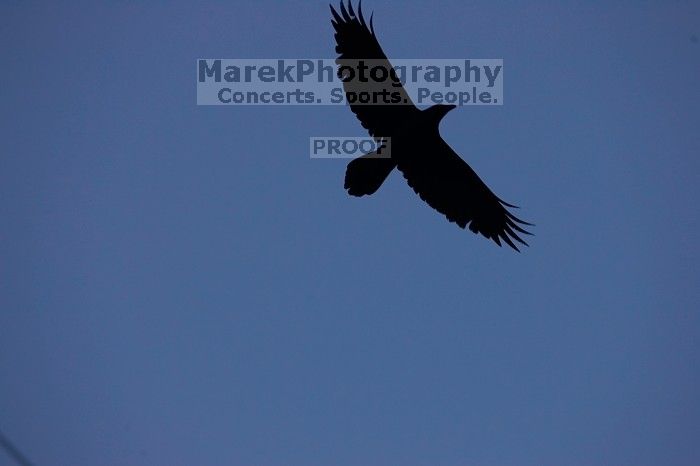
[0,429,34,466]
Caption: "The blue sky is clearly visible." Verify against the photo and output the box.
[1,1,699,465]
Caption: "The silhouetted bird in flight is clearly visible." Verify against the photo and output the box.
[330,1,533,251]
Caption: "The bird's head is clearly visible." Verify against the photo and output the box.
[424,104,457,126]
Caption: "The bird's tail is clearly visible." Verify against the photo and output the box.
[344,151,397,196]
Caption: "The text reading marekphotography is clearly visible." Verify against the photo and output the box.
[197,59,503,106]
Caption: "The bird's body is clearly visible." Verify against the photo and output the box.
[331,1,532,250]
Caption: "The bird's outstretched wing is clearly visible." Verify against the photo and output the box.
[399,138,533,251]
[330,0,419,138]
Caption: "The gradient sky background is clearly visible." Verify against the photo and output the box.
[1,1,699,465]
